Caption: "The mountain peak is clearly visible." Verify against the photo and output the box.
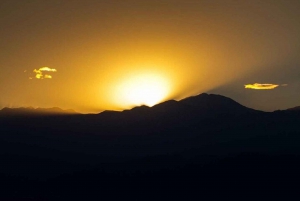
[120,93,259,120]
[179,93,250,113]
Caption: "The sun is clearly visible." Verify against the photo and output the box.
[114,71,170,107]
[123,76,167,106]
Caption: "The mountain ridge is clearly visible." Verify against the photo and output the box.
[287,106,300,111]
[99,93,261,118]
[0,107,77,116]
[1,93,297,116]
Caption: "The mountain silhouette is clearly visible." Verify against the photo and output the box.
[0,107,77,116]
[0,93,292,117]
[180,93,255,112]
[287,106,300,111]
[105,93,258,115]
[97,93,261,127]
[0,93,300,199]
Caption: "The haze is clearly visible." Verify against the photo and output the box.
[1,0,300,113]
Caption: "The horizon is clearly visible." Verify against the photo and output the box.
[0,92,297,114]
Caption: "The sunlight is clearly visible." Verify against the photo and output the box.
[115,71,170,107]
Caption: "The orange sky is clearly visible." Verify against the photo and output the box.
[1,0,300,113]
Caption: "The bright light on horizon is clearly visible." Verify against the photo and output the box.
[112,70,171,107]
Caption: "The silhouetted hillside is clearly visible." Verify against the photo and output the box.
[96,93,261,128]
[0,93,300,199]
[180,93,255,112]
[287,106,300,111]
[102,93,259,116]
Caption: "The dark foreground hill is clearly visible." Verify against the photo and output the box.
[0,93,300,200]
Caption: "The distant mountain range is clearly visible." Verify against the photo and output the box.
[1,93,298,117]
[0,106,77,116]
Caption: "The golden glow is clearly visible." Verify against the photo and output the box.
[245,83,279,90]
[111,70,171,107]
[0,1,298,113]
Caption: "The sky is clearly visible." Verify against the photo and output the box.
[1,0,300,113]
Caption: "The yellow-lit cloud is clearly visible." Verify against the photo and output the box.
[39,67,57,72]
[33,67,57,79]
[245,83,279,90]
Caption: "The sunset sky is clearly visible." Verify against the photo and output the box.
[1,0,300,113]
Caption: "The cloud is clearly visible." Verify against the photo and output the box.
[32,67,57,79]
[244,83,279,90]
[39,67,57,72]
